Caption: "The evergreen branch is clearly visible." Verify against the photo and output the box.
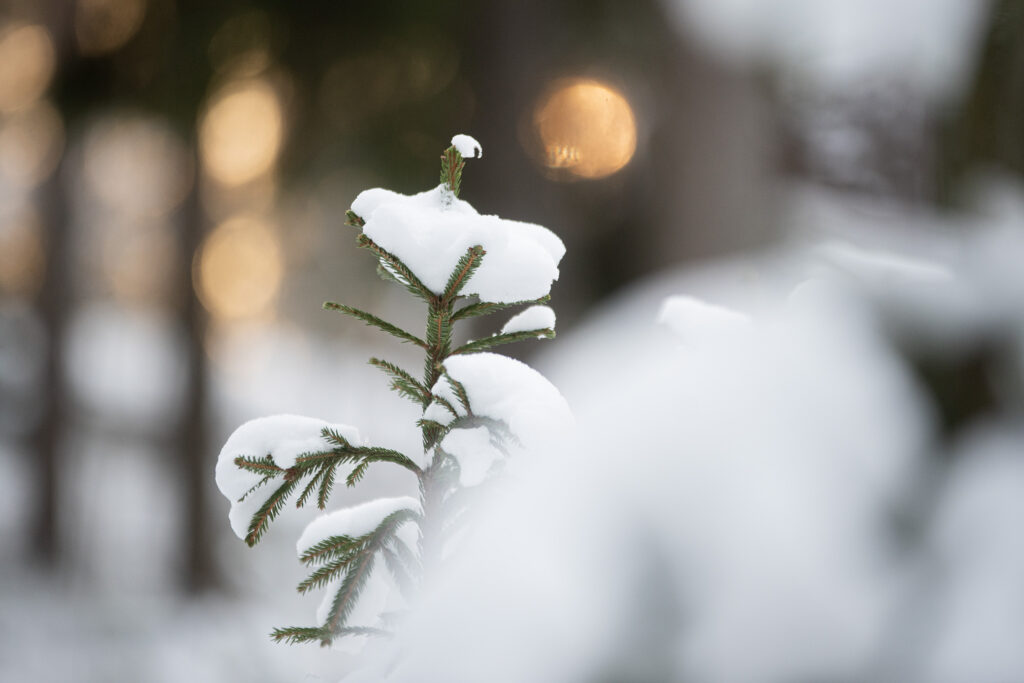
[323,302,427,348]
[295,467,327,508]
[425,307,453,353]
[316,464,337,509]
[233,454,283,475]
[335,626,392,638]
[389,533,420,574]
[346,460,369,487]
[430,394,460,419]
[321,427,352,449]
[355,447,423,475]
[417,419,447,451]
[452,295,550,321]
[270,626,330,646]
[298,550,365,594]
[452,328,555,355]
[245,477,300,547]
[449,415,521,449]
[345,210,364,228]
[291,449,359,467]
[300,534,364,566]
[357,233,434,301]
[237,473,278,503]
[442,370,473,416]
[442,246,485,302]
[320,509,418,639]
[382,546,415,597]
[369,357,431,406]
[440,146,465,198]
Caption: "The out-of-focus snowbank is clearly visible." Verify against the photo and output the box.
[344,181,1024,683]
[661,0,989,99]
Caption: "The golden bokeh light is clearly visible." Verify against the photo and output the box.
[75,0,147,56]
[0,100,64,188]
[83,114,192,216]
[0,208,45,297]
[533,79,637,179]
[194,214,283,320]
[199,79,284,186]
[0,24,57,112]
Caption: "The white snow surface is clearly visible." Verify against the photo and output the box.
[657,294,749,343]
[350,185,564,304]
[450,134,482,159]
[440,426,504,487]
[663,0,988,99]
[215,414,361,539]
[433,352,573,451]
[296,496,420,553]
[501,305,556,335]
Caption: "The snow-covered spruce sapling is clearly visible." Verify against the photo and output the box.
[215,134,566,648]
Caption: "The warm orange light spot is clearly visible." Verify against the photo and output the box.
[194,215,283,320]
[199,80,283,186]
[533,79,636,179]
[75,0,147,56]
[0,24,56,112]
[0,100,64,188]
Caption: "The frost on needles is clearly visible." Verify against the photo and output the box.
[215,134,569,650]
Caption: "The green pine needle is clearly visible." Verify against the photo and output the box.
[452,328,555,355]
[439,146,465,198]
[451,295,551,321]
[345,210,365,228]
[324,302,427,348]
[357,234,434,301]
[442,245,485,302]
[369,358,430,406]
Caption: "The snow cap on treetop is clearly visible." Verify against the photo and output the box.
[451,133,482,158]
[351,187,564,304]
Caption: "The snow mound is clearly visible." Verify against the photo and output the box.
[296,496,420,553]
[501,305,556,335]
[431,353,572,451]
[351,186,564,304]
[440,426,504,487]
[215,414,361,539]
[451,134,482,159]
[657,294,749,343]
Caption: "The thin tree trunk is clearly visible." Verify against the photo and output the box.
[178,148,216,593]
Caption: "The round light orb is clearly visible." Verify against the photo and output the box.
[199,79,283,186]
[194,214,283,320]
[533,78,636,180]
[0,24,56,112]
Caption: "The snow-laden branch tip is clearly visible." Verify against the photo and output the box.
[501,305,556,335]
[351,186,564,304]
[215,414,361,539]
[430,352,573,451]
[451,134,482,159]
[296,496,421,556]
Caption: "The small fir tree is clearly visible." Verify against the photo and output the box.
[216,134,566,648]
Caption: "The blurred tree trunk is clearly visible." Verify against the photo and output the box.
[178,149,217,593]
[30,158,69,568]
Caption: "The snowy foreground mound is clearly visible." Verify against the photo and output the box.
[342,203,1024,682]
[351,185,565,303]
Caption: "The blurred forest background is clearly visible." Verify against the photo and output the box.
[0,0,1021,680]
